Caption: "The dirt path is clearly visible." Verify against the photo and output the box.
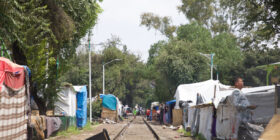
[49,116,193,140]
[49,118,132,140]
[148,120,193,140]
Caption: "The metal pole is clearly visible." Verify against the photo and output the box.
[211,54,213,80]
[88,31,92,123]
[103,64,105,94]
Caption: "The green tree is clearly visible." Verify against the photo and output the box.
[140,13,176,38]
[0,0,102,113]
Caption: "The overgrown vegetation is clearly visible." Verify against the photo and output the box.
[88,99,103,118]
[55,121,99,138]
[139,0,280,103]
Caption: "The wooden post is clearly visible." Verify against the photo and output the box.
[214,85,217,99]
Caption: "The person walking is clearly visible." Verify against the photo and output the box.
[159,104,164,125]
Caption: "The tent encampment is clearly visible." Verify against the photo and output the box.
[0,57,30,139]
[74,86,87,128]
[54,84,77,116]
[175,79,275,139]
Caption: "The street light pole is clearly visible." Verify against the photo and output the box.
[102,59,121,94]
[103,64,105,94]
[199,53,215,80]
[210,53,214,80]
[88,31,92,123]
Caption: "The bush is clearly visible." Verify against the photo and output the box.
[88,98,102,118]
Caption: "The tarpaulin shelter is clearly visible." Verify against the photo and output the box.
[102,94,117,110]
[150,102,159,120]
[165,100,176,124]
[101,94,118,122]
[0,57,30,140]
[74,86,87,128]
[54,83,77,116]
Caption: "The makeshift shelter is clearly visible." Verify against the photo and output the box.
[215,86,275,139]
[193,104,214,140]
[175,79,275,139]
[150,102,159,120]
[74,86,87,128]
[174,80,231,109]
[101,94,118,122]
[165,100,176,124]
[54,84,77,116]
[102,94,117,110]
[0,57,30,140]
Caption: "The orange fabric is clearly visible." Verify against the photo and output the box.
[0,57,25,91]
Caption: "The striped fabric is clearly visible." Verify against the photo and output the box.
[0,85,27,140]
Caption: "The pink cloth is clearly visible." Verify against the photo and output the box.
[0,57,25,91]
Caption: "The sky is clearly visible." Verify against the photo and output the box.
[89,0,187,62]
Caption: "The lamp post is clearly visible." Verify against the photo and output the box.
[87,31,92,123]
[103,59,122,94]
[199,53,215,80]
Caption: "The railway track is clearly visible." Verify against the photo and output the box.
[113,116,160,140]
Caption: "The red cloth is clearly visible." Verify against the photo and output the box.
[146,109,150,116]
[0,57,25,91]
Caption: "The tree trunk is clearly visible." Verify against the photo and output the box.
[12,41,47,115]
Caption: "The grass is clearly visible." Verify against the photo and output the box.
[177,128,191,137]
[55,121,99,137]
[195,133,206,140]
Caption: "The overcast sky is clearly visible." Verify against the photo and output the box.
[89,0,187,62]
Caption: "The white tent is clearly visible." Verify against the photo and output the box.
[174,80,231,108]
[54,84,77,116]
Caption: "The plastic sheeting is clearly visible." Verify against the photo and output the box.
[117,98,123,116]
[102,94,117,111]
[187,107,196,135]
[216,100,237,139]
[246,90,274,124]
[216,91,253,139]
[74,86,87,128]
[166,100,176,124]
[166,100,176,105]
[198,106,213,140]
[54,85,77,116]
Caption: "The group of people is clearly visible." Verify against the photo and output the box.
[146,103,169,125]
[122,104,143,119]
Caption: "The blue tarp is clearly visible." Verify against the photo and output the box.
[99,94,104,99]
[166,99,176,124]
[75,86,87,128]
[166,99,176,105]
[102,94,117,111]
